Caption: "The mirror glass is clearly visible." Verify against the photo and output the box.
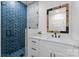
[47,4,69,33]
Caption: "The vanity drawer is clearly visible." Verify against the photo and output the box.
[31,47,39,57]
[31,39,39,46]
[73,48,79,56]
[31,51,39,57]
[31,44,39,52]
[31,43,39,51]
[30,38,40,57]
[53,50,73,57]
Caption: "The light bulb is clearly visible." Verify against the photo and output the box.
[9,1,15,7]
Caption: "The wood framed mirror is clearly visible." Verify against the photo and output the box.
[47,4,69,33]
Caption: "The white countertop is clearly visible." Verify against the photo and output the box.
[29,36,79,48]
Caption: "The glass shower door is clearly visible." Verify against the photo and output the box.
[1,1,26,57]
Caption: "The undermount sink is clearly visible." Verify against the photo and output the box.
[31,36,79,47]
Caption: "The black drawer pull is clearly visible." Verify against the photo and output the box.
[32,41,36,43]
[31,55,34,57]
[50,53,52,57]
[32,48,36,50]
[53,54,56,57]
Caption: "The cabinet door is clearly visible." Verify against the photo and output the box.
[53,52,68,57]
[39,46,52,57]
[52,50,73,57]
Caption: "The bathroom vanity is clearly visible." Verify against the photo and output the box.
[28,36,79,57]
[27,2,79,57]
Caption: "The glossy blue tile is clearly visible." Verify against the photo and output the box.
[1,1,27,57]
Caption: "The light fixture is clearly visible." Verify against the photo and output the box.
[9,1,15,7]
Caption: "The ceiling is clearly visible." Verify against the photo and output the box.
[21,1,35,6]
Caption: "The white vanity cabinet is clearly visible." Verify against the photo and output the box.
[39,46,52,57]
[28,37,79,57]
[39,40,78,57]
[29,38,40,57]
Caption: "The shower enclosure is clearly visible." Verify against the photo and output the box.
[1,1,27,57]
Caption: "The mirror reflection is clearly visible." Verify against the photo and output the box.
[47,4,69,33]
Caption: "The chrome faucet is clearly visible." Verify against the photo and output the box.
[52,32,61,38]
[54,32,57,38]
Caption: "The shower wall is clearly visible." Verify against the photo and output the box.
[1,1,27,57]
[0,1,1,57]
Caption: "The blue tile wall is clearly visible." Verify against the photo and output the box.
[1,1,27,57]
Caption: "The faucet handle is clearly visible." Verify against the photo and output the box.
[54,32,57,38]
[52,35,54,37]
[58,35,61,38]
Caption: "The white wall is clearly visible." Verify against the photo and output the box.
[0,1,1,56]
[38,1,79,40]
[71,2,79,40]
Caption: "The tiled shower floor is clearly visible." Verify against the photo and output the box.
[2,47,26,57]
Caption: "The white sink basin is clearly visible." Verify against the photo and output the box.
[31,36,79,47]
